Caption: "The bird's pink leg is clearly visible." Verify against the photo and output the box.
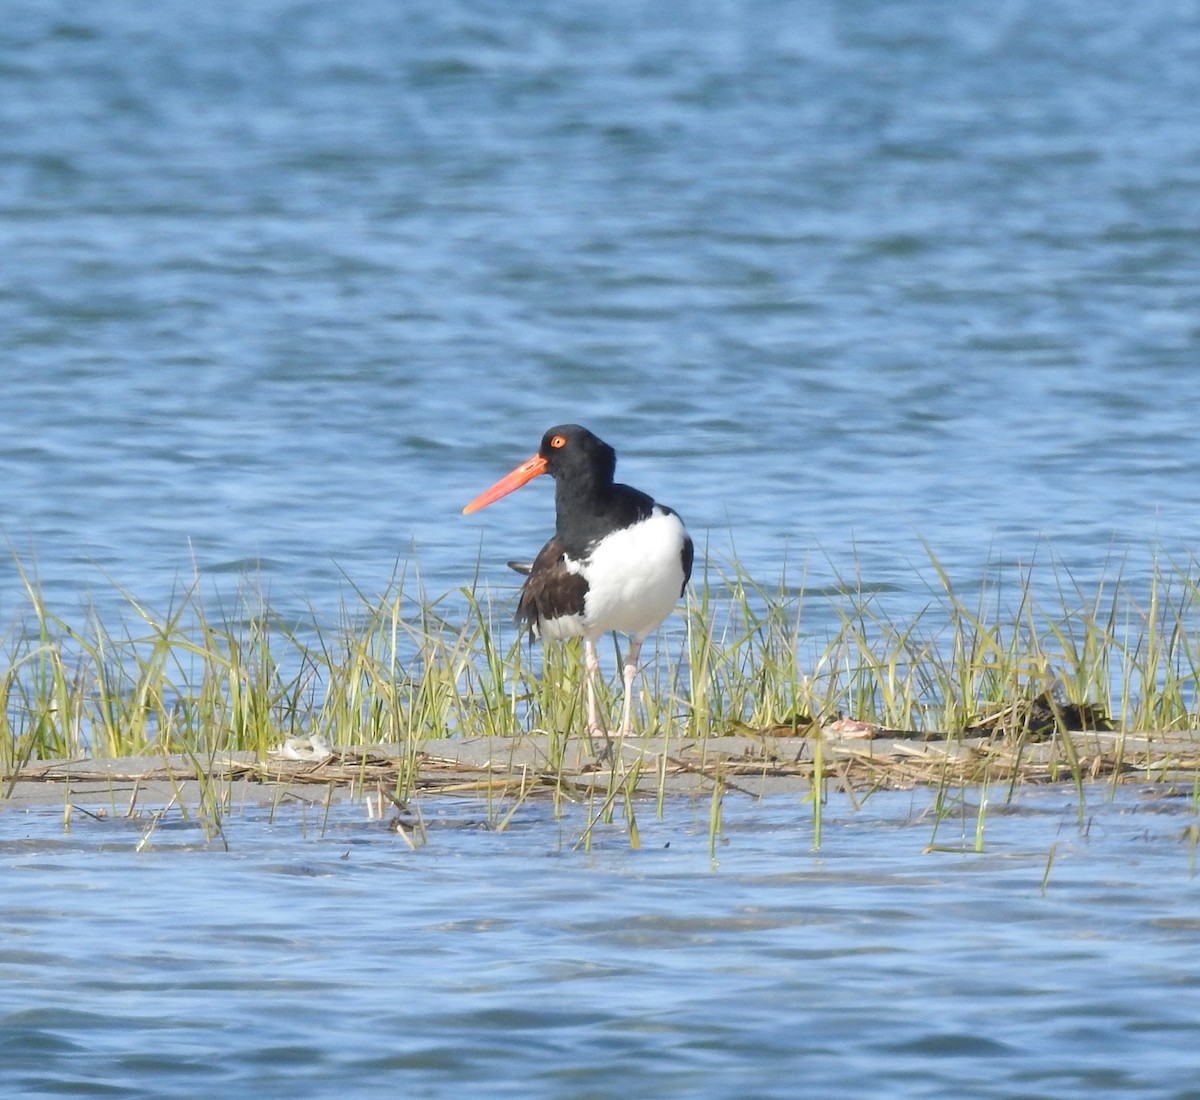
[618,638,644,737]
[583,637,606,739]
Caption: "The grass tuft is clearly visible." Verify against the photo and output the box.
[4,546,1200,805]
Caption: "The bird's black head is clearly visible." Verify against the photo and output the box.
[538,424,617,488]
[462,423,619,516]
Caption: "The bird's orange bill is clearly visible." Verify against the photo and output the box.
[462,453,548,514]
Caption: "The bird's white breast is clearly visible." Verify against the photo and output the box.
[575,506,688,640]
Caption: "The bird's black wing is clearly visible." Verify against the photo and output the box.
[513,536,589,637]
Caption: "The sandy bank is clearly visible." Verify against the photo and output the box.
[4,728,1199,811]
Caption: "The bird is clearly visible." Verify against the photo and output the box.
[463,424,693,747]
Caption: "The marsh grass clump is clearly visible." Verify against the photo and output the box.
[3,547,1200,795]
[703,548,1200,741]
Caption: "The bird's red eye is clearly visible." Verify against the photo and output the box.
[550,434,567,449]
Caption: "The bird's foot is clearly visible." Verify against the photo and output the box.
[584,724,639,766]
[585,722,617,763]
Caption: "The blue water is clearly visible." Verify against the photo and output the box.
[2,788,1200,1098]
[4,1,1200,1094]
[3,0,1199,635]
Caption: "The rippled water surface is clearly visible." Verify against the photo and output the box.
[2,0,1199,633]
[2,788,1200,1098]
[4,2,1200,1094]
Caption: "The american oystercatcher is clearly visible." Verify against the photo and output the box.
[463,424,693,743]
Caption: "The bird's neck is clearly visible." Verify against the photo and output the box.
[554,478,612,542]
[555,480,654,556]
